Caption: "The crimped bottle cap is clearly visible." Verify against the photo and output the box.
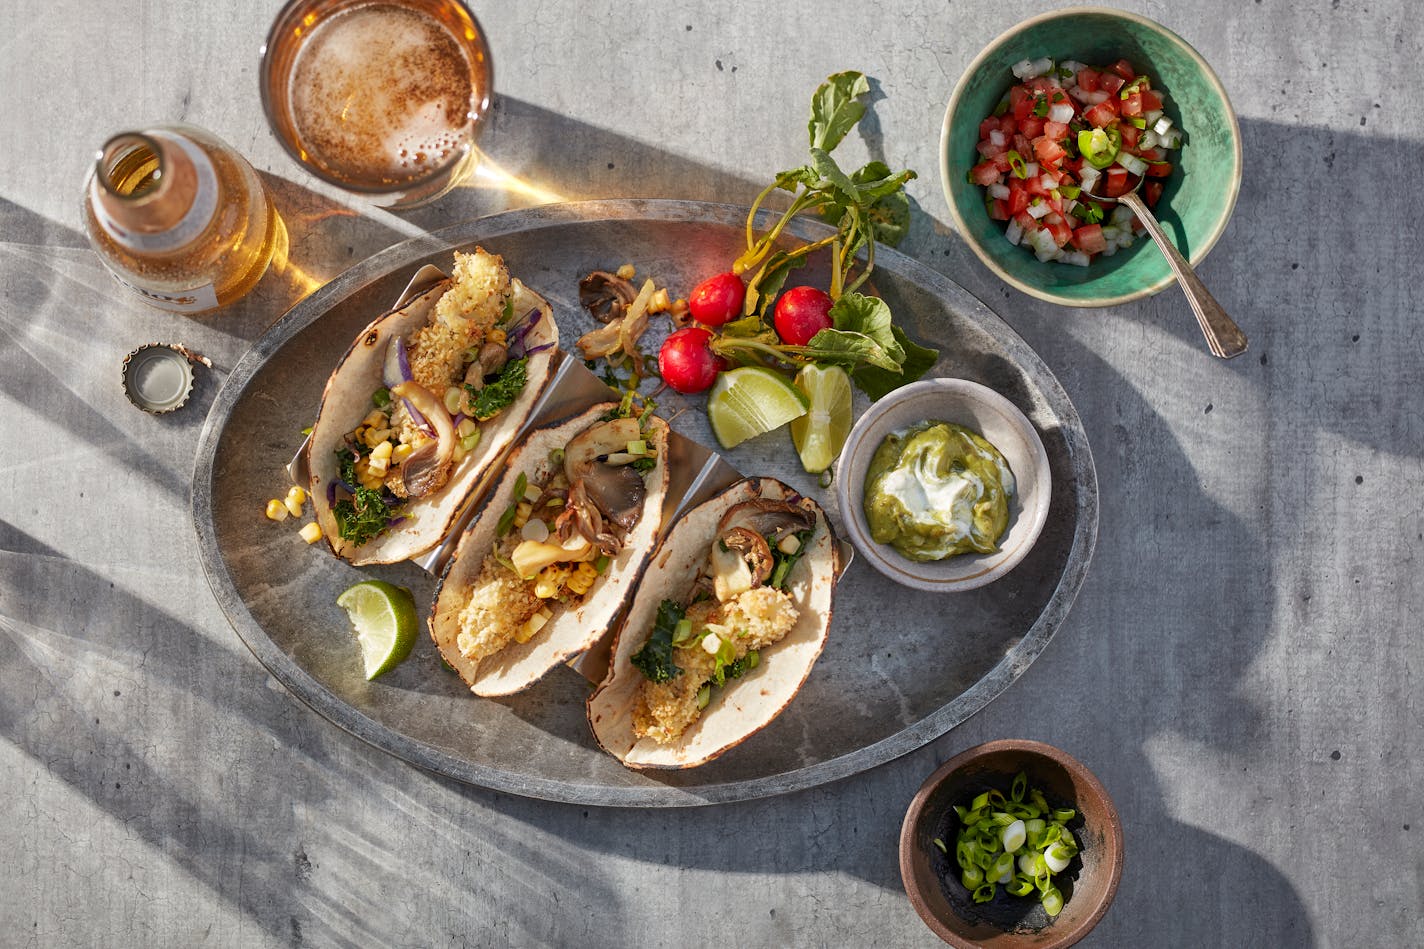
[121,343,196,414]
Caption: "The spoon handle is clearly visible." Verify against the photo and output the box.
[1119,190,1248,359]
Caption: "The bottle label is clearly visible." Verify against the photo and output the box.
[91,131,220,254]
[108,269,220,313]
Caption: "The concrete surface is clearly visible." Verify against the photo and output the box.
[1,0,1419,946]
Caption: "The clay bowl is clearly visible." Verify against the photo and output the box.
[900,740,1124,948]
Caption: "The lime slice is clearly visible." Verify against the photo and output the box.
[789,364,854,473]
[707,366,810,449]
[336,580,418,680]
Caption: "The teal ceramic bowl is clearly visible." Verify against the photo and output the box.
[939,7,1241,307]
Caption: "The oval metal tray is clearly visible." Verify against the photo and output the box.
[192,199,1098,806]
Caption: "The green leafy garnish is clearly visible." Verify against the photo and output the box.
[630,600,686,683]
[371,387,391,408]
[331,448,397,547]
[464,356,528,421]
[1071,202,1105,225]
[769,528,816,590]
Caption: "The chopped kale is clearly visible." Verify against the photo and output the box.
[331,448,397,547]
[630,600,685,683]
[465,356,528,421]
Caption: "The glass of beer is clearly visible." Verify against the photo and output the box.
[260,0,492,209]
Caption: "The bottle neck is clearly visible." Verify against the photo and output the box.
[89,130,219,253]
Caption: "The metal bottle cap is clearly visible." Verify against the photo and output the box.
[121,343,197,414]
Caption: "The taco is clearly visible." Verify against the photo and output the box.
[429,401,670,696]
[307,248,558,565]
[587,477,840,769]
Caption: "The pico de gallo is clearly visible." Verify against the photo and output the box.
[967,57,1184,265]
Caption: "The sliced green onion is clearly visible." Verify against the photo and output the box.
[548,447,565,465]
[1044,842,1074,873]
[990,852,1015,884]
[972,883,997,904]
[672,618,694,645]
[594,554,611,574]
[1042,887,1064,917]
[371,387,392,408]
[1053,808,1077,822]
[962,866,984,890]
[511,472,528,502]
[460,432,480,452]
[626,439,648,455]
[696,684,711,709]
[1006,875,1035,897]
[971,792,991,811]
[1001,819,1026,853]
[745,650,760,669]
[933,837,948,854]
[953,774,1078,916]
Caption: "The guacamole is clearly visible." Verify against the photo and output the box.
[863,421,1015,562]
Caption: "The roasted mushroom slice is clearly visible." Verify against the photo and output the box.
[563,417,649,531]
[463,340,509,386]
[710,526,774,602]
[579,271,638,324]
[719,498,817,547]
[391,381,455,497]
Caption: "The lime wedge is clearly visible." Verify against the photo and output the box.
[789,364,854,473]
[336,580,418,679]
[707,366,810,449]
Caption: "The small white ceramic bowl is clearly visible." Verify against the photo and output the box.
[836,379,1051,592]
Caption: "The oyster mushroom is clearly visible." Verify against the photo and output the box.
[390,381,455,497]
[463,340,508,387]
[719,498,816,545]
[556,479,623,556]
[710,526,773,602]
[579,271,638,324]
[563,418,648,530]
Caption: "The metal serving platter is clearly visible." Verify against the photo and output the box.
[192,199,1098,807]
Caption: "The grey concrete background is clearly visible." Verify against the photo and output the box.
[1,0,1418,946]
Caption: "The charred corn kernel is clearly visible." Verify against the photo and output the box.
[777,534,802,555]
[286,486,307,506]
[362,409,388,429]
[534,565,570,599]
[516,610,551,644]
[265,499,289,521]
[298,522,323,544]
[370,441,393,464]
[456,417,478,439]
[647,287,672,314]
[565,562,598,596]
[513,501,533,529]
[392,443,415,464]
[351,425,368,443]
[443,386,464,415]
[487,328,506,346]
[616,263,635,280]
[671,298,690,319]
[363,427,391,448]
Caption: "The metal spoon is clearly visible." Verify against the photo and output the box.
[1082,173,1247,359]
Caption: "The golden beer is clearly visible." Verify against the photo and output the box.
[261,0,492,208]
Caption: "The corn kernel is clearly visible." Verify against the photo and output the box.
[298,522,323,544]
[287,486,307,506]
[283,495,303,518]
[362,409,388,429]
[370,441,393,463]
[364,427,391,448]
[534,565,569,599]
[487,327,506,346]
[368,442,392,477]
[615,263,635,280]
[565,562,598,596]
[513,501,532,529]
[516,610,550,643]
[265,499,289,521]
[393,443,415,464]
[647,287,672,314]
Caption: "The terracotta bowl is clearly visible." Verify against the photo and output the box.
[835,378,1051,592]
[900,740,1124,948]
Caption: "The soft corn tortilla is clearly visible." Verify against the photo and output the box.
[306,276,557,566]
[587,477,840,770]
[429,404,670,696]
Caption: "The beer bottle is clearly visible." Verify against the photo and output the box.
[82,124,284,314]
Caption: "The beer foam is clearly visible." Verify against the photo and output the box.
[288,3,480,186]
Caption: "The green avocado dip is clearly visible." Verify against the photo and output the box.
[863,421,1015,562]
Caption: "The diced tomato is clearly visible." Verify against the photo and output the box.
[1136,148,1163,161]
[1043,210,1065,228]
[1020,116,1046,139]
[1043,120,1070,141]
[1084,103,1118,128]
[1120,125,1140,150]
[979,117,1000,138]
[970,161,1002,186]
[1025,76,1057,93]
[1046,219,1073,247]
[1145,161,1173,178]
[1006,181,1030,215]
[998,116,1017,136]
[1013,210,1037,231]
[1102,166,1130,197]
[1100,73,1126,95]
[1010,85,1033,120]
[1140,90,1163,112]
[1121,92,1143,118]
[1144,182,1164,207]
[1071,224,1107,254]
[1013,133,1033,156]
[1025,173,1052,197]
[1061,156,1082,176]
[976,139,1004,159]
[988,198,1010,221]
[1034,137,1068,165]
[1077,68,1101,92]
[1110,59,1135,80]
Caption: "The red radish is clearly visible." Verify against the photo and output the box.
[658,327,726,393]
[772,286,834,345]
[687,272,745,327]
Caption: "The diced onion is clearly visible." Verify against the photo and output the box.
[1079,167,1101,193]
[1153,115,1174,136]
[1144,109,1164,126]
[1159,128,1183,149]
[1011,57,1053,80]
[1116,152,1148,176]
[1022,161,1040,178]
[989,129,1006,147]
[1048,102,1075,123]
[988,183,1010,199]
[1038,173,1057,192]
[1062,250,1091,267]
[1085,90,1110,105]
[1138,129,1160,150]
[1005,220,1024,246]
[1111,204,1136,226]
[1026,201,1052,220]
